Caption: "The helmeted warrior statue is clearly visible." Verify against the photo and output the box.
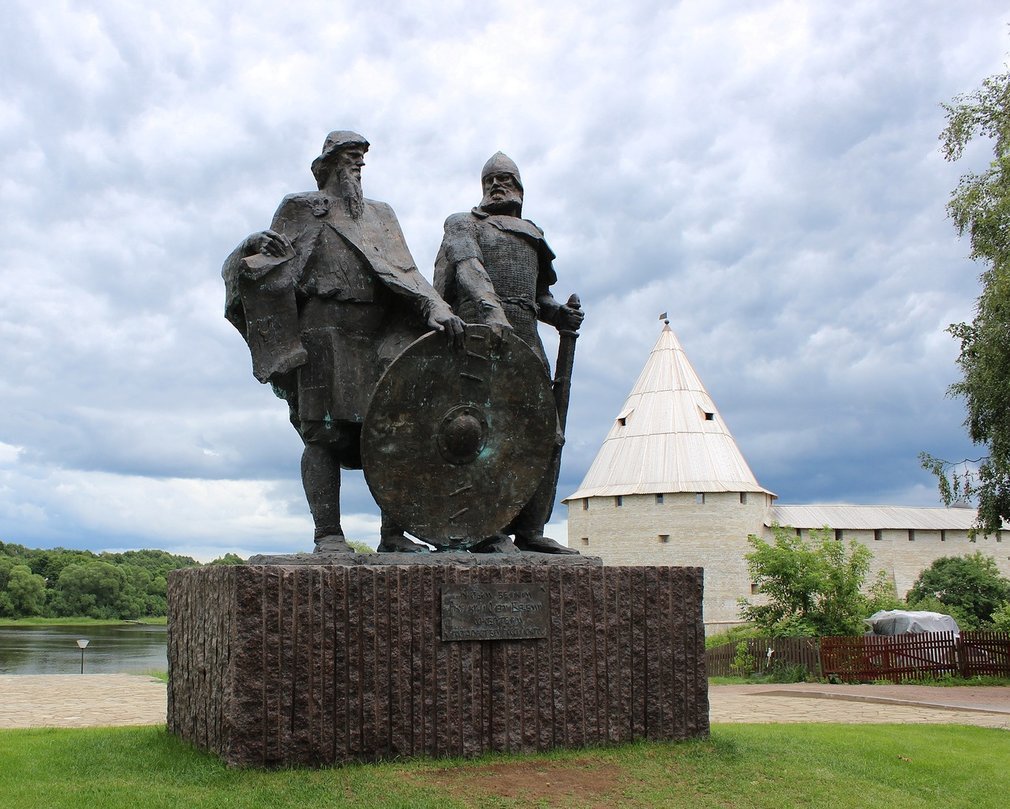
[223,131,463,554]
[434,152,584,553]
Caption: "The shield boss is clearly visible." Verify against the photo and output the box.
[362,324,556,549]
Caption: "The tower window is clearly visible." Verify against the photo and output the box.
[615,495,623,507]
[655,493,664,505]
[740,492,748,505]
[941,530,947,542]
[908,530,916,542]
[704,412,714,421]
[582,499,589,511]
[581,537,589,546]
[695,493,705,505]
[834,529,843,542]
[874,530,882,542]
[658,534,670,543]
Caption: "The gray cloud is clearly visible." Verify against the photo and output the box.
[0,0,1006,558]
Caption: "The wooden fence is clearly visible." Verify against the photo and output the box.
[706,637,821,678]
[821,631,1010,683]
[707,631,1010,682]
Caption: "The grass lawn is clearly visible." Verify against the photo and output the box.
[0,723,1006,808]
[0,616,167,627]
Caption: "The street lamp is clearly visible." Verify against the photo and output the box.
[76,638,89,674]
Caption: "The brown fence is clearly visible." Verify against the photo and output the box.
[821,631,1010,683]
[706,637,821,678]
[707,631,1010,682]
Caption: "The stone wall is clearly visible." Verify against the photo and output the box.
[167,561,708,767]
[568,492,769,627]
[569,494,1010,629]
[823,528,1010,597]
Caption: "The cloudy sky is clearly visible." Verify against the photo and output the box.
[1,1,1007,560]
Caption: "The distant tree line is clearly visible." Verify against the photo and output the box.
[0,541,243,620]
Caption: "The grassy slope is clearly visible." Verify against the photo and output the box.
[0,723,1006,808]
[0,617,167,627]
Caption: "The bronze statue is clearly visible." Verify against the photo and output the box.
[434,152,584,553]
[223,131,463,553]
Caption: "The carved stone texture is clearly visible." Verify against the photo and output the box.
[167,561,708,767]
[362,325,556,548]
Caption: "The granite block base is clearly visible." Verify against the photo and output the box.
[167,561,708,767]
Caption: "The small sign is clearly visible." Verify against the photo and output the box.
[441,583,549,641]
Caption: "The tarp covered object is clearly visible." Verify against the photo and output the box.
[864,609,960,636]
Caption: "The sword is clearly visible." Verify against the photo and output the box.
[531,294,582,527]
[553,294,581,433]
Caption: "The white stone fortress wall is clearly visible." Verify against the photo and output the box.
[568,491,772,628]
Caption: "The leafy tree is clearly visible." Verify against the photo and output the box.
[0,540,206,618]
[739,526,875,637]
[920,59,1010,536]
[866,570,906,613]
[207,553,245,565]
[991,601,1010,632]
[906,552,1010,628]
[5,564,46,616]
[53,561,127,619]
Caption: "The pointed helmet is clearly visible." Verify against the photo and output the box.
[480,151,523,192]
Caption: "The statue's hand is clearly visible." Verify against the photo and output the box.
[483,312,513,348]
[427,305,465,349]
[488,320,513,347]
[557,301,584,332]
[247,230,293,258]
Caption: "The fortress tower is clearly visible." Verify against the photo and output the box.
[566,323,1010,630]
[564,323,774,626]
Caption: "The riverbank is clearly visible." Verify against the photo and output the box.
[0,617,167,627]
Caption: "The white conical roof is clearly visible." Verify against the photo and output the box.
[565,323,772,500]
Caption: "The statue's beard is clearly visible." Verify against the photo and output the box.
[337,167,364,219]
[480,187,522,216]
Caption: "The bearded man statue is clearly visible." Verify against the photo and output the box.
[223,131,463,553]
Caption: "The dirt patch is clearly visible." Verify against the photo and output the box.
[416,758,629,807]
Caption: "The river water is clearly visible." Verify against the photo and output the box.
[0,624,168,675]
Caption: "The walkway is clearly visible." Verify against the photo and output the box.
[709,682,1010,729]
[0,675,1007,730]
[0,674,167,729]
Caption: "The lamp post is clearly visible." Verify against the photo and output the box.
[76,638,89,674]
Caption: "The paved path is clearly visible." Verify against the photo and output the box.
[0,674,167,729]
[709,683,1010,729]
[0,675,1007,730]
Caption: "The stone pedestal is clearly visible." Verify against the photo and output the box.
[167,556,708,767]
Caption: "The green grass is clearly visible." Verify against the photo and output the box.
[0,724,1007,808]
[0,616,167,627]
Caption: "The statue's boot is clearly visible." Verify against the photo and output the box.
[377,534,428,553]
[470,533,520,554]
[513,531,578,555]
[377,513,428,553]
[314,534,354,554]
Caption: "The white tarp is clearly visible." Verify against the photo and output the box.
[864,609,960,636]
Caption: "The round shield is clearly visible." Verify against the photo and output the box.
[362,324,556,549]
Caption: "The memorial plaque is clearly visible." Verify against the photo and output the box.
[441,583,549,641]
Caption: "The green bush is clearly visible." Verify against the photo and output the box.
[730,641,756,677]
